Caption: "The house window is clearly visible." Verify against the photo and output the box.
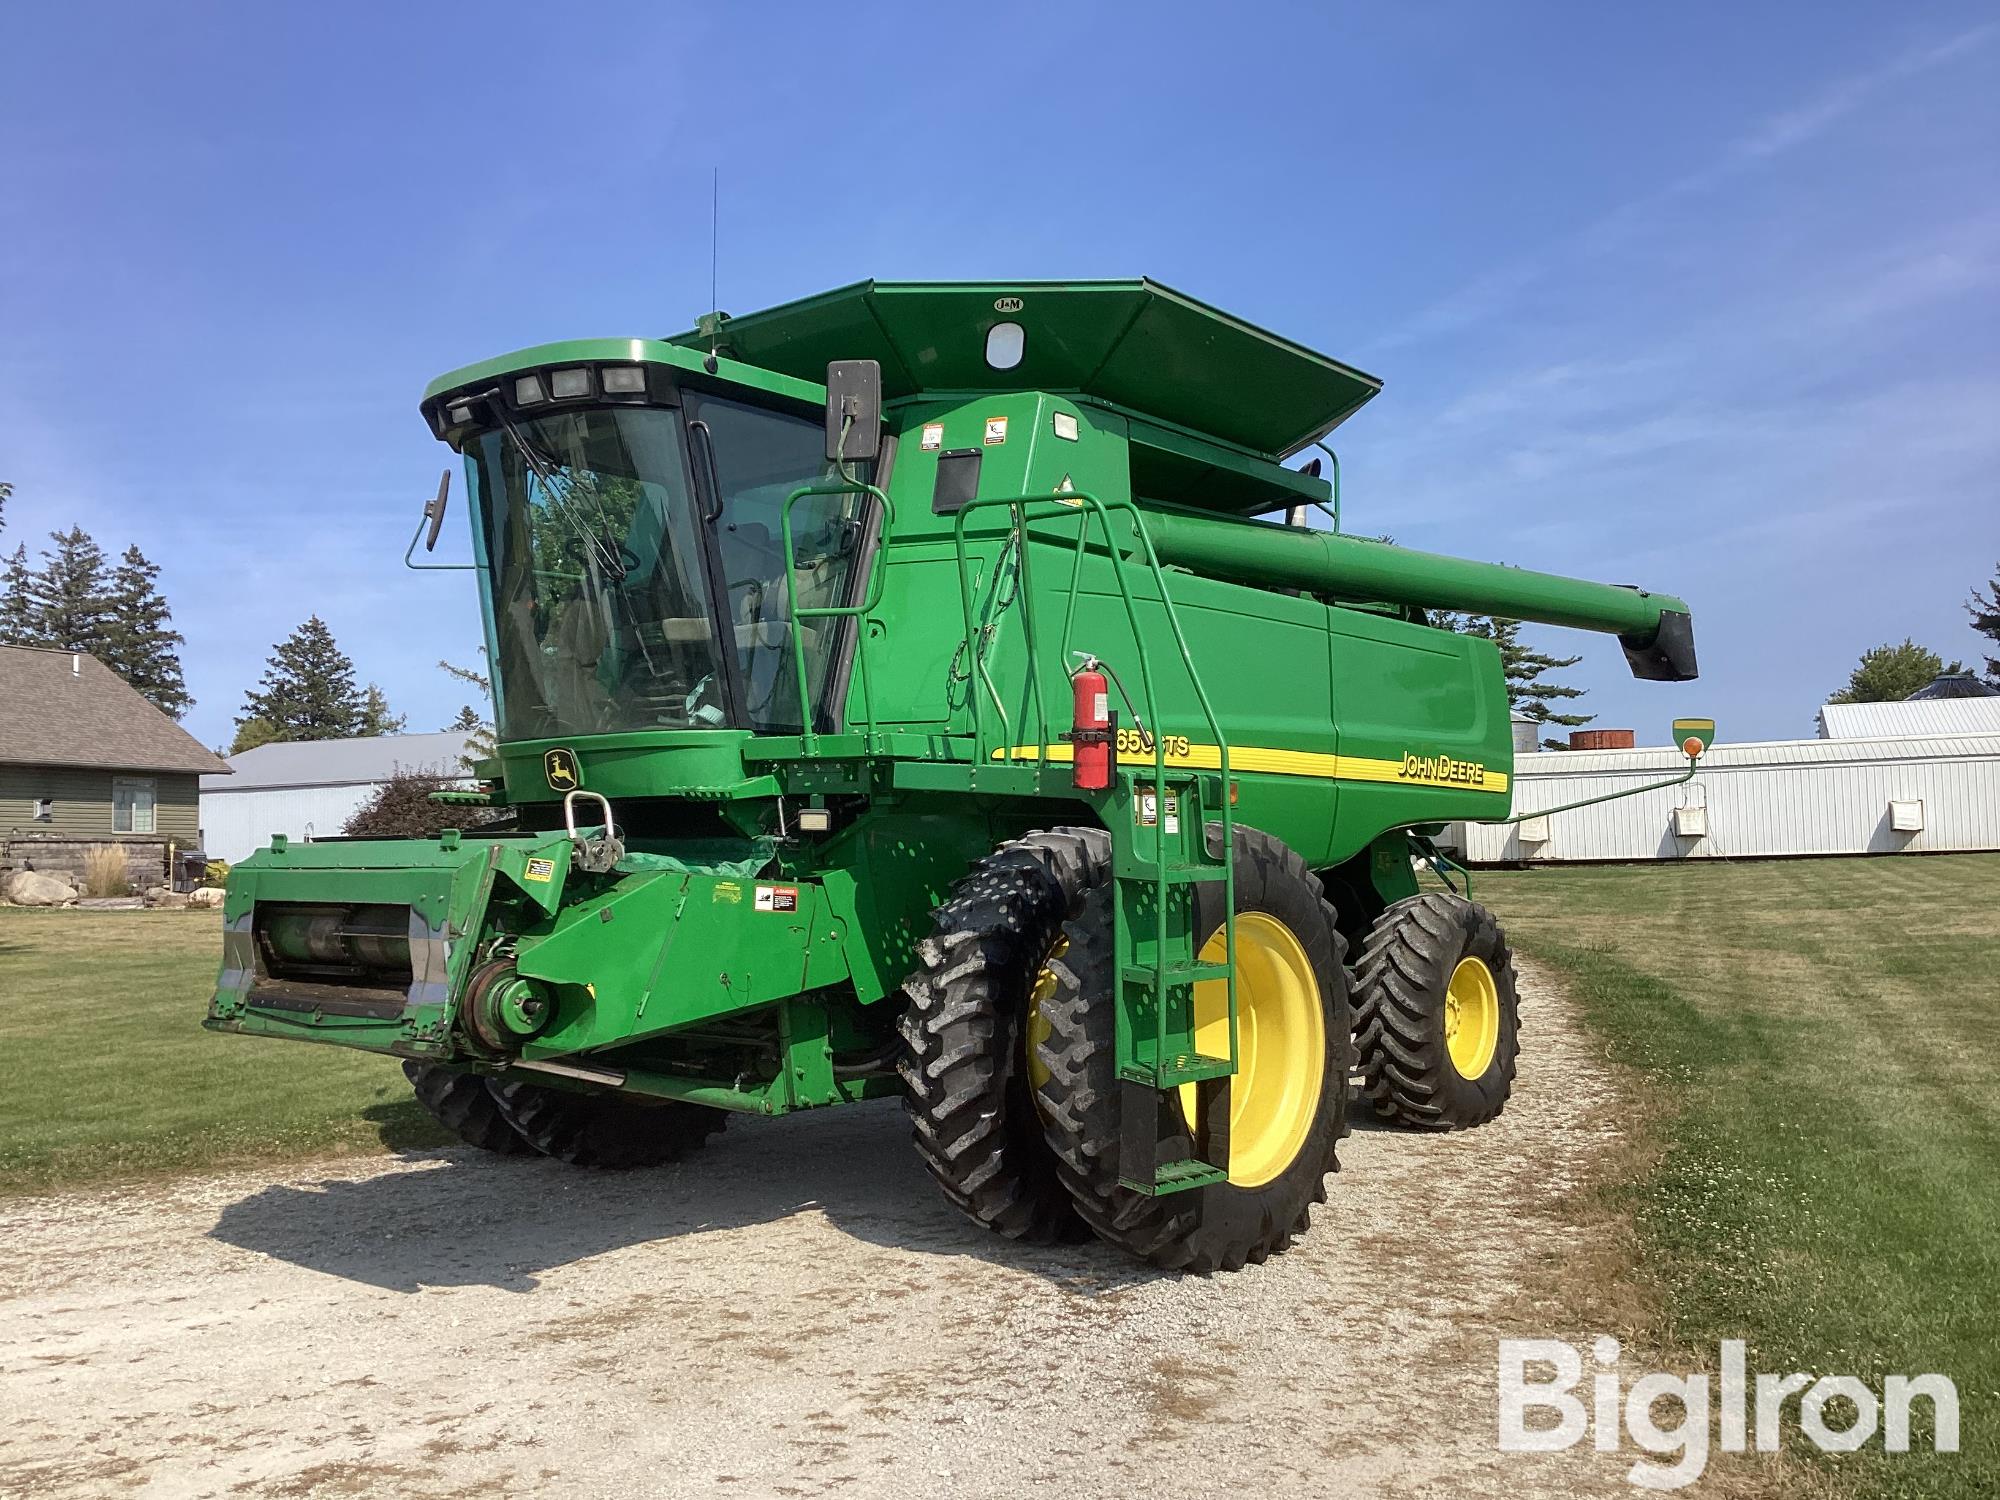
[112,777,156,835]
[33,797,53,822]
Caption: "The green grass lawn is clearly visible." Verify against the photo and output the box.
[0,907,447,1194]
[1477,854,2000,1500]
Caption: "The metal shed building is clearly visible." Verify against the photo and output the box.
[199,732,475,863]
[1816,695,2000,740]
[1451,731,2000,864]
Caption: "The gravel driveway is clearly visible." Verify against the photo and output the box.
[1,960,1643,1498]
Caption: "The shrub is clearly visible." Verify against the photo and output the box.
[204,858,231,887]
[83,845,132,898]
[342,769,496,839]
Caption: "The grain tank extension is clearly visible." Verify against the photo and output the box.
[208,280,1696,1272]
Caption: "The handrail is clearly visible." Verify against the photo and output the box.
[779,478,896,755]
[948,492,1237,1075]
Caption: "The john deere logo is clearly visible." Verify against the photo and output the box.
[543,748,581,791]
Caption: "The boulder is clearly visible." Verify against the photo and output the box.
[187,886,229,909]
[154,890,191,910]
[6,870,80,907]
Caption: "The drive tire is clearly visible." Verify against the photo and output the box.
[1352,893,1520,1129]
[402,1061,531,1155]
[1033,825,1350,1273]
[897,828,1109,1244]
[487,1078,727,1168]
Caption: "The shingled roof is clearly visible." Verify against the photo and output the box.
[0,645,229,775]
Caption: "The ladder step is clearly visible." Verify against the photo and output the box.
[1119,1158,1227,1197]
[1116,862,1228,886]
[1121,1051,1235,1087]
[1121,962,1230,990]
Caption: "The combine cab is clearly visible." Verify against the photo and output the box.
[209,280,1696,1271]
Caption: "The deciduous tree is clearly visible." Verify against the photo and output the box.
[342,769,493,838]
[1826,639,1960,705]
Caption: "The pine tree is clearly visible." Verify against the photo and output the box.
[100,544,193,718]
[27,526,113,655]
[1438,613,1592,745]
[1968,563,2000,689]
[439,657,496,764]
[357,682,407,736]
[0,480,12,536]
[236,616,364,743]
[0,543,38,646]
[229,717,284,755]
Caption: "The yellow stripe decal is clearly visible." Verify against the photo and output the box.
[992,743,1509,794]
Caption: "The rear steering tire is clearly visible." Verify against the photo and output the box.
[1352,893,1520,1129]
[1032,826,1351,1273]
[402,1061,530,1155]
[487,1077,728,1168]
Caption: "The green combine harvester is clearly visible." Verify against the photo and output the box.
[207,281,1697,1272]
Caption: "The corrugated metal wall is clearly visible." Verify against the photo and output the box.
[1451,734,2000,863]
[200,785,385,863]
[1818,698,2000,739]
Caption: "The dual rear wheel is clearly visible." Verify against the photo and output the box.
[901,825,1354,1273]
[902,827,1521,1272]
[1353,892,1521,1130]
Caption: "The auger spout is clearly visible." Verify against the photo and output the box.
[1142,509,1697,681]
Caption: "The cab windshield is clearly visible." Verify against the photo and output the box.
[465,401,866,741]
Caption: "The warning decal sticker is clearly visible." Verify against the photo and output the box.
[754,884,799,913]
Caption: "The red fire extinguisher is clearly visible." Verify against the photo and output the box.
[1064,656,1116,790]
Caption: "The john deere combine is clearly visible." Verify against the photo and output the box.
[208,281,1696,1272]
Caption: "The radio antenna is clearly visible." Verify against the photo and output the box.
[704,168,720,373]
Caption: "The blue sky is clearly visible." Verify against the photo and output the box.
[2,3,1994,750]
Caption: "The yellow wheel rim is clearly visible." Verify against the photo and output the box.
[1025,936,1065,1094]
[1444,955,1500,1080]
[1178,913,1326,1189]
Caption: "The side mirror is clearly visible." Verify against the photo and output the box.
[423,469,451,552]
[825,360,882,464]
